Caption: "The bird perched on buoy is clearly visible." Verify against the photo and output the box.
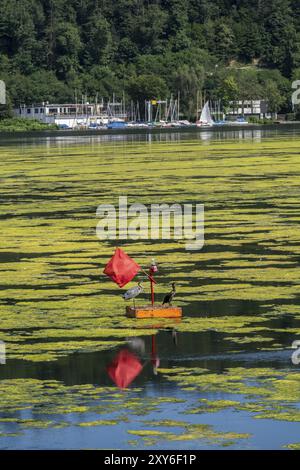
[122,282,144,307]
[162,282,176,306]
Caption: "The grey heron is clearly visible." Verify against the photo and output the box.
[122,282,144,307]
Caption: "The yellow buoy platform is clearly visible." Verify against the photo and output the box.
[126,304,182,319]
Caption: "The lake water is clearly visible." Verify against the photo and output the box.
[0,126,299,450]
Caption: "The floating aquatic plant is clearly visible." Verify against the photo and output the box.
[0,135,300,449]
[158,366,300,423]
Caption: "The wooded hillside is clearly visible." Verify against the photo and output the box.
[0,0,299,116]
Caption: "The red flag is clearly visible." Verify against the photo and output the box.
[103,248,140,288]
[107,349,143,388]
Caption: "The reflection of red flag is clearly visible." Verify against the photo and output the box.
[103,248,140,288]
[107,349,143,388]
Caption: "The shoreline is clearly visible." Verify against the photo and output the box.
[0,121,299,139]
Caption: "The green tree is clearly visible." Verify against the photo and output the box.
[8,70,72,105]
[214,22,236,62]
[290,33,300,70]
[258,69,290,112]
[82,14,113,66]
[236,70,263,100]
[260,0,296,74]
[116,38,139,64]
[165,0,191,51]
[82,66,121,99]
[172,64,205,118]
[0,97,13,119]
[127,74,169,102]
[132,4,168,54]
[54,22,82,78]
[217,75,239,107]
[234,21,263,62]
[0,0,45,72]
[263,79,285,113]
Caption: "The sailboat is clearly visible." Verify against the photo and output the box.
[196,101,214,128]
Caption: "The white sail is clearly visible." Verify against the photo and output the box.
[200,101,214,125]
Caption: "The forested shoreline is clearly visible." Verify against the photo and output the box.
[0,0,300,118]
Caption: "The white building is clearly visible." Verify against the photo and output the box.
[227,100,274,119]
[14,102,127,128]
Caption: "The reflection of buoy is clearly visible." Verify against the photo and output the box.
[151,335,160,375]
[107,349,142,389]
[172,328,178,346]
[127,337,145,354]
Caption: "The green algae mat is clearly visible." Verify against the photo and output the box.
[0,132,300,449]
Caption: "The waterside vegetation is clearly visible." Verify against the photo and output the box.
[0,1,300,120]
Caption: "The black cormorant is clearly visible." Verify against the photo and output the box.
[162,282,176,306]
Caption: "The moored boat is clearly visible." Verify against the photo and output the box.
[196,101,214,128]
